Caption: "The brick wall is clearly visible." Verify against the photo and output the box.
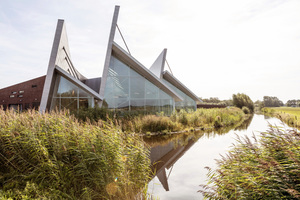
[0,76,46,111]
[197,104,226,109]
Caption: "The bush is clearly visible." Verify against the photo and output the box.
[242,106,250,114]
[0,109,150,199]
[233,93,254,113]
[199,126,300,199]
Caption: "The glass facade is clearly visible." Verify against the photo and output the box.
[163,79,196,111]
[103,56,174,115]
[51,75,94,112]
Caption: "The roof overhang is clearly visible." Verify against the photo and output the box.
[111,42,183,102]
[163,71,202,103]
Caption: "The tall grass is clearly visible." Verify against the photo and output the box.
[199,125,300,199]
[0,108,150,199]
[75,107,247,134]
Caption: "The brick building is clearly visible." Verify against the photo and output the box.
[0,76,45,111]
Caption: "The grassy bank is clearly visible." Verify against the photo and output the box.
[262,107,300,128]
[0,109,150,200]
[199,126,300,199]
[75,107,247,135]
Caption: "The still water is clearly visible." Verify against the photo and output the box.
[145,115,289,200]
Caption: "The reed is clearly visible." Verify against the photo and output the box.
[0,108,150,199]
[76,107,247,134]
[199,125,300,199]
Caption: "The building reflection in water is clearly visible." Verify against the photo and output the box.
[149,136,198,191]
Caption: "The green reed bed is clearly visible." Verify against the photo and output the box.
[0,109,150,200]
[116,107,246,134]
[199,126,300,199]
[262,107,300,128]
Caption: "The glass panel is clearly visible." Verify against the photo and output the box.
[104,98,115,109]
[114,77,129,98]
[161,99,172,115]
[130,99,145,111]
[163,79,196,111]
[104,77,115,99]
[109,57,130,76]
[56,76,77,97]
[130,77,145,99]
[159,89,170,99]
[130,67,142,78]
[50,75,95,112]
[145,80,159,99]
[60,98,78,110]
[103,56,175,115]
[145,99,160,113]
[54,76,91,98]
[116,98,129,110]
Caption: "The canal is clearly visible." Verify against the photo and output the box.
[145,114,289,199]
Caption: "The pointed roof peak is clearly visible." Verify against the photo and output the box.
[149,49,167,79]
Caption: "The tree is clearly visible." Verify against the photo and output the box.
[232,93,254,113]
[201,97,221,104]
[254,100,265,110]
[263,96,283,107]
[286,99,300,107]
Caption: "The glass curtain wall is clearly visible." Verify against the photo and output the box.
[103,56,174,115]
[51,75,94,112]
[163,79,196,111]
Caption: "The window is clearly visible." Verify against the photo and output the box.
[50,75,95,112]
[9,95,15,98]
[19,91,24,94]
[104,56,174,115]
[32,85,37,88]
[11,91,17,94]
[163,79,196,111]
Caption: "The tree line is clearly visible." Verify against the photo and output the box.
[201,95,300,109]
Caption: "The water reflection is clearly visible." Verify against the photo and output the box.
[145,115,254,194]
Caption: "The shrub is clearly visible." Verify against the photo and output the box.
[233,93,254,113]
[242,106,250,114]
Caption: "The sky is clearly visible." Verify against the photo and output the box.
[0,0,300,103]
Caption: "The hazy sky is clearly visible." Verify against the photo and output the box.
[0,0,299,103]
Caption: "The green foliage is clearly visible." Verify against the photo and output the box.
[73,107,246,134]
[261,107,275,115]
[263,96,284,107]
[199,126,300,199]
[0,109,150,199]
[242,106,250,114]
[254,100,265,111]
[286,99,300,107]
[200,97,232,106]
[232,93,254,113]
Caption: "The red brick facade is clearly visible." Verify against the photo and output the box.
[0,76,46,111]
[197,104,226,109]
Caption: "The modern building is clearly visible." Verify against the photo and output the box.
[0,6,201,115]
